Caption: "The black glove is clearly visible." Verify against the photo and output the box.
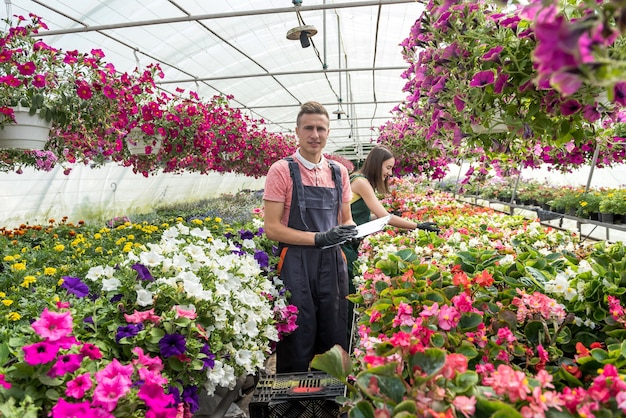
[416,222,440,233]
[314,225,358,248]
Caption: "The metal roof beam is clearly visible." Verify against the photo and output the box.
[159,66,406,84]
[37,0,419,36]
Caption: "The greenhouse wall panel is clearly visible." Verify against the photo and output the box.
[0,165,265,227]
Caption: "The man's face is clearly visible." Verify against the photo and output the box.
[295,113,330,158]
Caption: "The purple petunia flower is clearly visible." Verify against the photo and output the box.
[614,82,626,107]
[200,343,216,370]
[132,263,154,281]
[560,99,582,116]
[183,386,200,413]
[482,46,503,61]
[550,72,582,96]
[159,333,187,357]
[239,229,255,240]
[61,276,89,298]
[115,323,143,343]
[469,70,495,87]
[254,250,270,268]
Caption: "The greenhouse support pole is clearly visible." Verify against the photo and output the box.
[454,160,464,198]
[510,170,522,215]
[584,144,600,194]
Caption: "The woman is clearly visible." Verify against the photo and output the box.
[342,145,438,281]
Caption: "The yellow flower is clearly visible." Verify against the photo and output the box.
[192,219,203,225]
[95,246,103,253]
[21,275,36,288]
[11,262,26,271]
[176,217,184,222]
[580,201,588,207]
[115,237,127,245]
[214,217,222,223]
[3,255,15,262]
[2,300,13,306]
[58,278,65,286]
[127,234,135,240]
[44,267,57,276]
[94,232,102,239]
[123,243,133,252]
[0,292,5,298]
[7,312,20,321]
[54,244,65,251]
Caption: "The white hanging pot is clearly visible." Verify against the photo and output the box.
[126,127,162,155]
[0,106,52,150]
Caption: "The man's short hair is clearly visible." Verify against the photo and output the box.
[297,101,329,127]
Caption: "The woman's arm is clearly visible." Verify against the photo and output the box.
[350,177,417,230]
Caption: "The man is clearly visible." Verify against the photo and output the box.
[263,101,357,373]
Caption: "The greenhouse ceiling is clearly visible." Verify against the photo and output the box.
[1,0,424,160]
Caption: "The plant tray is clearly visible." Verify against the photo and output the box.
[248,371,345,418]
[536,209,564,222]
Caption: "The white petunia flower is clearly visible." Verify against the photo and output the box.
[101,277,121,292]
[139,250,165,267]
[135,287,154,306]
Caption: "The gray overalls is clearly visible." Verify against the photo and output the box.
[275,157,349,373]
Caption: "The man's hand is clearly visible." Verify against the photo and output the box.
[314,225,358,248]
[416,222,440,233]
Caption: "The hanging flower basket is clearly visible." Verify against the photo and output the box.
[0,107,52,150]
[125,127,162,155]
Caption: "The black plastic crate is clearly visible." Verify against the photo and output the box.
[249,371,345,418]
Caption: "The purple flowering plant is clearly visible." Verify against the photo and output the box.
[380,0,626,179]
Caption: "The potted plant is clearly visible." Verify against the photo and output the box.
[599,190,626,223]
[0,15,115,150]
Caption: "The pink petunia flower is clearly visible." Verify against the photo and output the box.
[23,340,60,365]
[65,372,93,399]
[80,343,103,360]
[31,308,73,341]
[0,374,11,389]
[92,375,132,412]
[50,398,92,418]
[48,353,84,378]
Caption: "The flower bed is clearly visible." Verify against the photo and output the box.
[0,209,295,416]
[313,178,626,417]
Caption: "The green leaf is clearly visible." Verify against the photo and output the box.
[392,400,417,415]
[349,400,376,418]
[458,312,483,331]
[475,396,524,417]
[524,320,547,346]
[454,371,479,393]
[310,344,353,380]
[356,373,406,404]
[148,327,166,344]
[409,348,446,377]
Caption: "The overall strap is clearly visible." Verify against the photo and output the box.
[328,160,343,224]
[284,157,310,230]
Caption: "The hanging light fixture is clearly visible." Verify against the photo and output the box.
[286,24,318,48]
[332,108,346,120]
[287,0,317,48]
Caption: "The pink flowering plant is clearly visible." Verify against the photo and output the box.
[0,14,113,128]
[311,182,626,417]
[0,304,180,417]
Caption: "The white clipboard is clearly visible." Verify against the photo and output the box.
[321,215,392,249]
[354,214,392,238]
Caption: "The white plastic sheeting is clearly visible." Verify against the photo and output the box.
[0,166,265,228]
